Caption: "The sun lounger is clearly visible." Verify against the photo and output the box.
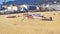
[7,15,16,18]
[32,14,47,19]
[42,17,52,21]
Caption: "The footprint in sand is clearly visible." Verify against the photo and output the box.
[49,31,54,34]
[49,31,60,34]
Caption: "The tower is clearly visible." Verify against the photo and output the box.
[2,0,7,9]
[3,0,6,5]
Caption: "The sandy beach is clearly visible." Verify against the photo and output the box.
[0,11,60,34]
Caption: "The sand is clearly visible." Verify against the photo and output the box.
[0,11,60,34]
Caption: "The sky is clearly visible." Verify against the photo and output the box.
[0,0,14,4]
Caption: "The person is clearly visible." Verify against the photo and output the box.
[50,17,52,21]
[23,13,34,19]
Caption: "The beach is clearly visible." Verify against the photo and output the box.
[0,11,60,34]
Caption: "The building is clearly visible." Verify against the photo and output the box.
[18,4,40,12]
[46,4,60,11]
[7,5,18,11]
[0,4,40,14]
[7,4,39,12]
[40,4,60,11]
